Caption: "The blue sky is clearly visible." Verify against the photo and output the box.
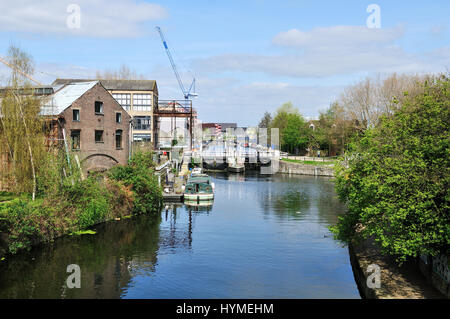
[0,0,448,125]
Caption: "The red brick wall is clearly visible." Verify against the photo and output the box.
[60,83,131,173]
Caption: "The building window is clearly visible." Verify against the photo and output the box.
[133,116,151,130]
[116,112,122,123]
[95,101,103,114]
[133,133,151,142]
[133,94,152,111]
[116,130,122,149]
[95,130,104,143]
[71,130,80,150]
[73,109,80,122]
[112,93,131,111]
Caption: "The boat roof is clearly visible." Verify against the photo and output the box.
[187,174,211,184]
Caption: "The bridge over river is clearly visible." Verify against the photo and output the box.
[183,141,284,173]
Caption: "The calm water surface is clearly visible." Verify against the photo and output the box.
[0,172,360,298]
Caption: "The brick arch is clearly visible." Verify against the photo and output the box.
[82,153,119,173]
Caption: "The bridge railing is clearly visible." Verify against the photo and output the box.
[155,100,193,114]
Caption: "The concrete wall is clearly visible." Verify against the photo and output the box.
[418,254,450,298]
[61,82,131,173]
[278,160,334,177]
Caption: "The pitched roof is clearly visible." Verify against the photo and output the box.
[52,79,157,91]
[40,81,98,116]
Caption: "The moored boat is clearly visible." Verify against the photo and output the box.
[227,163,245,173]
[183,173,215,202]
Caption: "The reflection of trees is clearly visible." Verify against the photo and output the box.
[0,214,162,298]
[315,178,347,226]
[258,176,311,219]
[257,174,345,226]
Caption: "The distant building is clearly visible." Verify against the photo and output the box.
[42,81,131,173]
[52,79,158,146]
[217,123,237,133]
[202,123,222,136]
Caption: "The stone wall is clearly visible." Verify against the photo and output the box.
[418,254,450,298]
[349,238,446,299]
[278,160,334,177]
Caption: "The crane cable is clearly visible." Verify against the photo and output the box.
[0,55,43,86]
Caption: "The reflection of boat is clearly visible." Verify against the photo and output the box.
[183,174,215,201]
[228,157,245,173]
[227,163,245,173]
[184,200,214,212]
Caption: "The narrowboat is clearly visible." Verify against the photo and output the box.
[183,174,215,201]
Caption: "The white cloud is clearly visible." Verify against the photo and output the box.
[193,80,344,125]
[0,0,168,38]
[272,25,404,51]
[194,25,447,78]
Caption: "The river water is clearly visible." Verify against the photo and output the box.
[0,172,360,298]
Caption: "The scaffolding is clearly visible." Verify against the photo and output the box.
[154,99,196,150]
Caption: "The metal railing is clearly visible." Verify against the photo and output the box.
[155,100,193,114]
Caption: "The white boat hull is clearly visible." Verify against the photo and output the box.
[184,193,214,201]
[228,165,245,173]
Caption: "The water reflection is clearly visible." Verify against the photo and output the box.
[0,214,161,298]
[0,173,359,299]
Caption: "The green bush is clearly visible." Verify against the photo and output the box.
[331,76,450,263]
[0,151,162,256]
[1,199,47,253]
[61,177,110,229]
[109,151,162,214]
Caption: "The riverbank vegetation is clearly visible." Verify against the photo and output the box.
[260,72,449,264]
[258,73,432,157]
[0,150,162,257]
[331,75,449,263]
[0,46,162,258]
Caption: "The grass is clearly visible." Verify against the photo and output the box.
[281,158,337,166]
[69,230,97,236]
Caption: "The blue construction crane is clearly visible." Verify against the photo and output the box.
[155,26,197,100]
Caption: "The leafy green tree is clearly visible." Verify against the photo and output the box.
[331,75,450,263]
[270,102,310,154]
[282,113,309,154]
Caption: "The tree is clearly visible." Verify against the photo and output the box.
[271,102,299,133]
[282,113,309,154]
[0,45,45,199]
[312,102,356,156]
[270,102,309,154]
[258,111,272,128]
[331,75,450,263]
[338,73,428,131]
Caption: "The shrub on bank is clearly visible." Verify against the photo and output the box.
[0,151,161,256]
[108,151,163,214]
[330,76,450,263]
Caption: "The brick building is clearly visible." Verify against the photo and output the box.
[52,79,157,146]
[41,81,131,173]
